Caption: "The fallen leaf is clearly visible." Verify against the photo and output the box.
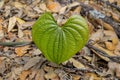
[112,37,119,45]
[14,2,25,9]
[44,66,54,72]
[8,16,16,32]
[19,70,31,80]
[15,45,29,57]
[39,3,49,11]
[33,49,42,55]
[44,71,59,80]
[0,0,4,9]
[23,56,40,70]
[72,6,81,15]
[17,24,24,38]
[69,58,85,69]
[59,6,67,14]
[0,18,4,40]
[16,17,25,25]
[94,43,115,56]
[35,69,45,80]
[110,11,120,22]
[86,73,102,80]
[107,62,120,78]
[105,41,116,51]
[90,29,104,42]
[33,6,42,13]
[72,75,81,80]
[68,2,80,8]
[92,49,110,62]
[114,42,120,55]
[47,1,61,12]
[116,63,120,78]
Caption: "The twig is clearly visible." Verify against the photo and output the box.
[86,42,120,63]
[0,41,33,47]
[80,2,120,38]
[97,0,120,12]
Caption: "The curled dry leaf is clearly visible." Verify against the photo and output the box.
[15,45,29,57]
[8,16,16,32]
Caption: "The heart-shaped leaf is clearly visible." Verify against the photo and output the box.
[32,12,89,64]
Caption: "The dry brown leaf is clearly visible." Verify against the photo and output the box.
[107,62,120,78]
[92,49,110,62]
[114,42,120,55]
[104,30,119,40]
[90,29,104,42]
[0,18,4,40]
[47,1,61,12]
[15,45,29,57]
[104,30,119,51]
[72,6,81,15]
[86,73,102,80]
[39,3,49,11]
[16,17,25,25]
[17,24,24,38]
[72,75,81,80]
[69,58,85,69]
[59,6,67,14]
[87,21,94,34]
[44,66,54,72]
[94,43,115,56]
[112,37,119,45]
[44,71,59,80]
[14,2,25,9]
[35,69,45,80]
[105,42,116,51]
[109,0,116,3]
[96,19,114,31]
[116,63,120,78]
[0,0,4,9]
[8,16,16,32]
[19,70,31,80]
[68,2,80,8]
[23,56,40,70]
[110,11,120,22]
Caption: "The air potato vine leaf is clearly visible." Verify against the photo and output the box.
[32,12,89,64]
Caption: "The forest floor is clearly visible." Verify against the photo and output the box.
[0,0,120,80]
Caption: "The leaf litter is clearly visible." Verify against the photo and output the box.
[0,0,120,80]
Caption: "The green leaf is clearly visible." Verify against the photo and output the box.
[32,12,89,64]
